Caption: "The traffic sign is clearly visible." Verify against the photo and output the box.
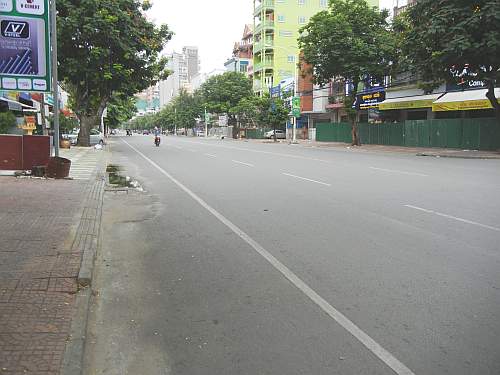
[270,84,281,99]
[292,96,301,118]
[0,0,51,92]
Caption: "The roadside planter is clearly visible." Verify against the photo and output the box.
[46,157,71,179]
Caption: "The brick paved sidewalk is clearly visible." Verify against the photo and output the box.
[0,173,103,374]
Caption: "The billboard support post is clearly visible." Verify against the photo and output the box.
[50,0,59,156]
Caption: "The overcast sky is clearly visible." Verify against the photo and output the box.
[147,0,395,74]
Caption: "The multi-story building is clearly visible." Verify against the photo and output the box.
[253,0,378,94]
[182,46,200,82]
[159,48,198,108]
[225,24,254,78]
[393,0,416,17]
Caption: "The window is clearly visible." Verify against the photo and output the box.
[298,0,305,4]
[287,55,296,63]
[277,14,285,22]
[298,16,306,24]
[279,30,293,37]
[320,0,327,7]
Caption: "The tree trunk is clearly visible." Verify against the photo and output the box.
[485,80,500,126]
[78,115,98,147]
[351,120,361,146]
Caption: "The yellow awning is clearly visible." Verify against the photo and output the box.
[379,93,443,110]
[432,88,500,112]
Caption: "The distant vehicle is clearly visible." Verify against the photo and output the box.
[196,130,205,137]
[264,129,286,139]
[143,130,150,135]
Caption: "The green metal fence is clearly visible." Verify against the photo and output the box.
[245,128,271,139]
[316,118,500,150]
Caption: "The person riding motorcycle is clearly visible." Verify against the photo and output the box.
[154,127,161,146]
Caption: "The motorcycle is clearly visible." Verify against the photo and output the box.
[154,136,161,147]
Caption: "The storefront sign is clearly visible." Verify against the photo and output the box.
[433,99,494,112]
[355,89,385,110]
[0,0,50,92]
[380,98,435,111]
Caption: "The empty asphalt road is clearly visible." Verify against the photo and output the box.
[84,135,500,375]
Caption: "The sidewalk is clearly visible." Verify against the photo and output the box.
[241,138,500,159]
[0,148,107,374]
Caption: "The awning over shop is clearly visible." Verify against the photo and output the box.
[0,96,37,112]
[432,88,500,112]
[379,93,443,110]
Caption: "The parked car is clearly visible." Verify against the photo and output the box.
[66,129,103,145]
[264,129,286,139]
[143,130,150,135]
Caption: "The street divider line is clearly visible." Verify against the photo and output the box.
[205,153,217,158]
[282,173,331,187]
[405,205,500,232]
[232,160,254,167]
[121,138,415,375]
[178,139,331,163]
[370,167,428,177]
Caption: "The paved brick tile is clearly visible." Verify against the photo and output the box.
[0,177,96,375]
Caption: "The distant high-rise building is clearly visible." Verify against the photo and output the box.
[182,46,200,82]
[159,47,199,108]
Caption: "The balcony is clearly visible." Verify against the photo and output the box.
[254,59,274,72]
[253,38,274,54]
[254,19,275,35]
[254,0,274,16]
[253,80,262,91]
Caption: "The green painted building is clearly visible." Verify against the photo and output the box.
[253,0,379,93]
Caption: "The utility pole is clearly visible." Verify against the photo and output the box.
[174,107,177,135]
[204,106,208,137]
[40,94,48,136]
[50,0,60,156]
[292,54,299,144]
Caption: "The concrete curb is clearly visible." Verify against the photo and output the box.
[61,288,91,375]
[416,153,500,159]
[61,149,109,375]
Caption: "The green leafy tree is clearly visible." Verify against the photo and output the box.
[59,114,79,135]
[400,0,500,123]
[171,89,203,132]
[231,94,289,140]
[200,72,253,121]
[257,94,290,141]
[0,111,16,134]
[298,0,396,145]
[106,94,137,130]
[230,96,261,128]
[57,0,172,146]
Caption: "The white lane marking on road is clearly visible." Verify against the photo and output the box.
[232,160,254,167]
[186,149,197,153]
[121,138,415,375]
[405,205,500,232]
[177,140,331,163]
[282,173,331,187]
[205,153,217,158]
[370,167,428,177]
[174,146,183,150]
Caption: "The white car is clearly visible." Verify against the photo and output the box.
[264,129,286,139]
[67,129,103,145]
